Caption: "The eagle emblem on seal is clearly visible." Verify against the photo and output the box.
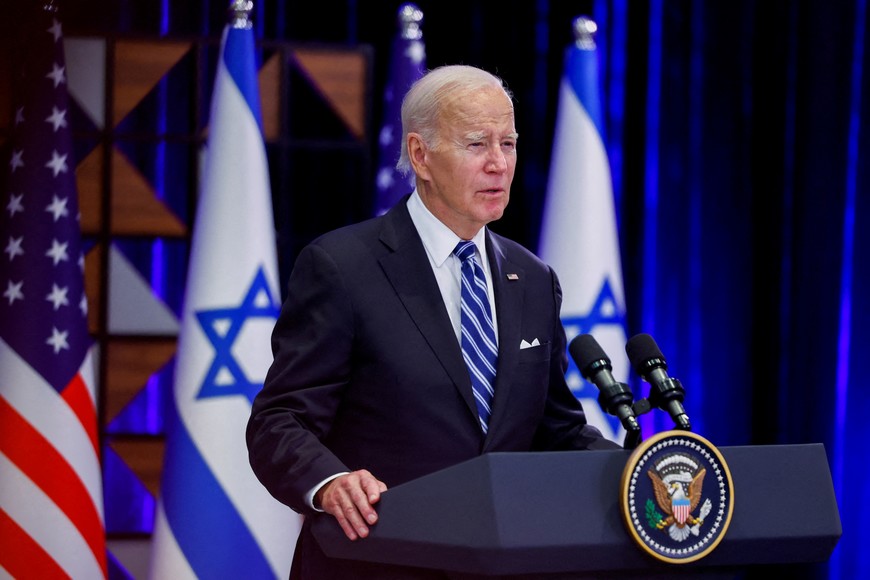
[646,452,713,542]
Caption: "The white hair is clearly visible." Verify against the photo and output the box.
[396,65,513,175]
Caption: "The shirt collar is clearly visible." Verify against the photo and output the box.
[407,190,488,267]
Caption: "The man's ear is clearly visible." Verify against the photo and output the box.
[407,133,431,181]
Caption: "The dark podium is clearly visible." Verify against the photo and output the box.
[311,444,841,578]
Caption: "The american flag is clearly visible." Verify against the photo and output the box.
[373,2,426,216]
[0,6,107,578]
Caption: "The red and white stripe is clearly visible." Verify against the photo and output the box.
[0,340,106,579]
[673,501,691,525]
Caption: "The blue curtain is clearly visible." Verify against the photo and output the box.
[621,2,869,578]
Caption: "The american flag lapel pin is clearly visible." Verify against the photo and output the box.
[506,273,519,281]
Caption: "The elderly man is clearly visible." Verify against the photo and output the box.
[247,64,618,579]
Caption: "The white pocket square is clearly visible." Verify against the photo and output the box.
[520,338,541,349]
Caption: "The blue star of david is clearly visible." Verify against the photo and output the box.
[562,277,627,433]
[195,267,280,404]
[566,277,626,337]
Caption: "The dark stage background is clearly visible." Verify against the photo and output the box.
[2,1,867,579]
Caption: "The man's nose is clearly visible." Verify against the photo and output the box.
[485,147,508,173]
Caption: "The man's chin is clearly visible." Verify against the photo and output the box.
[480,200,508,223]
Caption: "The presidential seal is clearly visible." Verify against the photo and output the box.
[620,430,734,564]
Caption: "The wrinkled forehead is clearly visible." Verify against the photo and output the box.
[440,86,515,132]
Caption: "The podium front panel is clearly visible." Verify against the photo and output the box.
[312,444,841,575]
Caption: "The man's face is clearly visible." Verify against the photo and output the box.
[410,86,518,240]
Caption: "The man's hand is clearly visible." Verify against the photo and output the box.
[315,469,388,541]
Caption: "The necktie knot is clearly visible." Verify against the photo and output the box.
[453,240,477,263]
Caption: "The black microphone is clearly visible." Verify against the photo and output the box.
[625,333,691,431]
[569,334,640,435]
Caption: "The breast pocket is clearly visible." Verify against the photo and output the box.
[516,341,551,365]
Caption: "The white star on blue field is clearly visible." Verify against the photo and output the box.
[195,267,279,404]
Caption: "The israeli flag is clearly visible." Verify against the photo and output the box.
[149,20,300,580]
[538,21,628,445]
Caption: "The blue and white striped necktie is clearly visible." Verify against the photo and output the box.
[454,240,498,433]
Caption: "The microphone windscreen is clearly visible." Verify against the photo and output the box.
[569,333,609,371]
[625,333,664,368]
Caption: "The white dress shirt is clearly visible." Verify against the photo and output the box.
[406,190,499,342]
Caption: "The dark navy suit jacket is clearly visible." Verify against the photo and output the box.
[247,198,616,579]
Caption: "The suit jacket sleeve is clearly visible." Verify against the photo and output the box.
[246,243,354,515]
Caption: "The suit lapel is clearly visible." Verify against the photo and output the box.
[376,203,479,422]
[485,232,525,446]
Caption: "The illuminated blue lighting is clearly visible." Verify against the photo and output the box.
[831,1,864,578]
[687,1,704,431]
[640,0,663,436]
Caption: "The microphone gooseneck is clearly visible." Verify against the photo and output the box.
[625,333,691,431]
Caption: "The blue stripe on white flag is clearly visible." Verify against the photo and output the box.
[223,27,263,128]
[161,394,275,579]
[566,47,604,136]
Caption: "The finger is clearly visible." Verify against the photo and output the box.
[323,490,363,541]
[346,474,380,528]
[339,496,370,539]
[334,512,359,541]
[357,470,388,506]
[322,474,373,539]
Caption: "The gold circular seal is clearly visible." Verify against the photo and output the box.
[619,430,735,564]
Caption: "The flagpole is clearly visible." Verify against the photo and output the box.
[373,3,426,215]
